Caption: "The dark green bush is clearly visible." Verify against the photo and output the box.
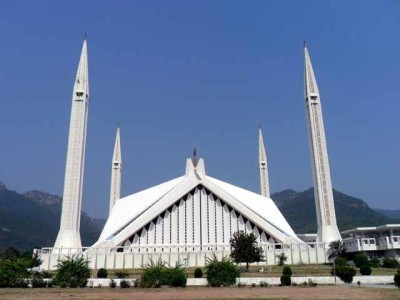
[0,258,31,288]
[140,259,187,288]
[205,255,240,287]
[97,268,108,278]
[382,257,400,268]
[335,257,347,266]
[120,279,131,288]
[53,255,90,288]
[115,271,129,278]
[282,266,292,276]
[359,264,372,275]
[280,275,291,286]
[369,257,380,268]
[335,265,356,284]
[394,269,400,288]
[354,253,369,268]
[169,269,187,287]
[109,279,116,288]
[194,267,203,278]
[31,277,47,288]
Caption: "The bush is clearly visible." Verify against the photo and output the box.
[97,268,108,278]
[109,279,116,288]
[276,253,288,266]
[336,265,356,284]
[0,258,31,288]
[31,277,47,288]
[382,257,400,268]
[282,266,292,276]
[140,259,187,288]
[194,267,203,278]
[168,269,187,287]
[359,264,372,275]
[259,281,269,287]
[280,275,291,286]
[394,269,400,288]
[120,279,131,288]
[354,253,369,268]
[308,279,317,287]
[370,257,380,268]
[335,257,347,267]
[115,271,129,278]
[205,254,240,287]
[53,255,90,288]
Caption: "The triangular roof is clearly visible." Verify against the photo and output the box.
[93,158,302,248]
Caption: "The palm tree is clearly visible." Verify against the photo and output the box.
[327,240,346,262]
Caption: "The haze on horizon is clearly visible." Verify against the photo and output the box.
[0,1,399,218]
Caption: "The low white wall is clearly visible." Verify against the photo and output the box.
[83,275,394,287]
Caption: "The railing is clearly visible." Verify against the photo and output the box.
[37,242,329,270]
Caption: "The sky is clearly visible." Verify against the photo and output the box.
[0,1,399,218]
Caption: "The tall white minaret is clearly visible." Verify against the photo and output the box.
[258,125,270,198]
[109,126,122,215]
[54,37,89,249]
[304,43,341,244]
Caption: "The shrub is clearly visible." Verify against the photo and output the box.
[205,254,240,287]
[40,271,53,279]
[335,257,347,267]
[120,279,131,288]
[194,267,203,278]
[280,275,291,286]
[394,269,400,288]
[31,277,47,288]
[336,265,356,284]
[354,253,369,268]
[382,257,400,268]
[369,257,380,268]
[168,268,187,287]
[0,258,31,288]
[115,271,129,278]
[109,279,116,288]
[360,264,372,275]
[259,281,269,287]
[97,268,108,278]
[308,279,317,287]
[53,255,90,288]
[282,266,292,276]
[133,278,140,288]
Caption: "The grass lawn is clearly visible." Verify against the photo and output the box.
[102,264,398,278]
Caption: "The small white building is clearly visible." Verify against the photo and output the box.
[341,224,400,259]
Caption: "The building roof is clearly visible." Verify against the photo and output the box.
[93,158,302,248]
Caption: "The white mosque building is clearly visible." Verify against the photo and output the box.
[38,38,341,270]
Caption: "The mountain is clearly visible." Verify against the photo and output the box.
[271,188,399,233]
[375,209,400,220]
[0,182,101,252]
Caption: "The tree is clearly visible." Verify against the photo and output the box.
[230,231,264,272]
[327,240,347,262]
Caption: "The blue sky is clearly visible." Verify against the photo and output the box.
[0,1,399,218]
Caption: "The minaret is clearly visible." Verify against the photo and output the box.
[54,37,89,249]
[109,126,122,215]
[258,125,270,198]
[304,43,341,243]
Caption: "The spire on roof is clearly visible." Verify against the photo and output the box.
[258,125,270,198]
[192,146,197,167]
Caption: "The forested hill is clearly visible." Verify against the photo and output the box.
[0,182,101,252]
[271,188,399,233]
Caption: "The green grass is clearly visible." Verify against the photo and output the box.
[98,264,398,278]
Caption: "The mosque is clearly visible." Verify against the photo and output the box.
[38,38,341,270]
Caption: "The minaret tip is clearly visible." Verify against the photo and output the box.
[258,122,261,129]
[303,40,307,48]
[84,32,87,40]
